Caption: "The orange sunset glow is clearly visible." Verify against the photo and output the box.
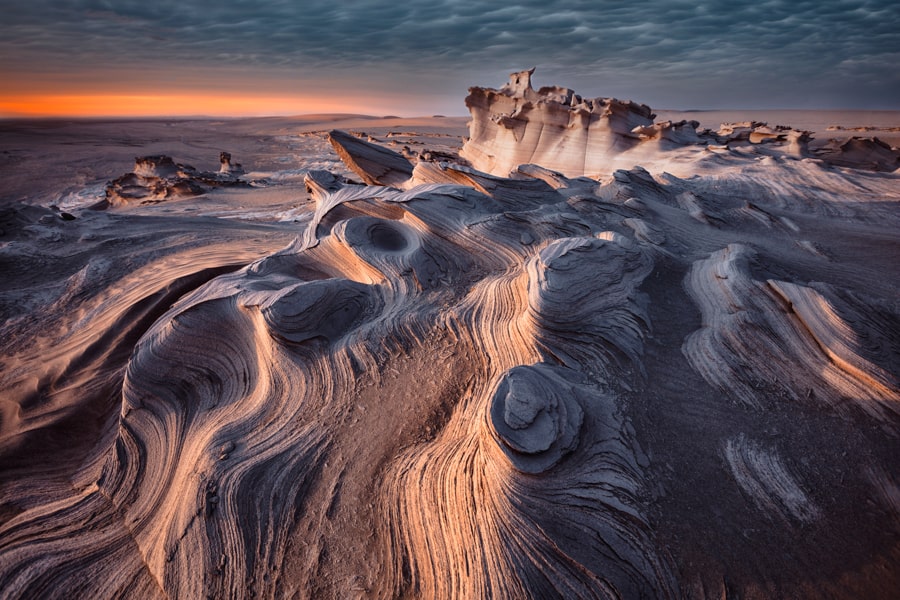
[0,93,375,118]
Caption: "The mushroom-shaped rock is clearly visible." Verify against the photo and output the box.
[218,152,244,175]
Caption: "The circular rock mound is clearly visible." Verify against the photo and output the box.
[489,363,585,474]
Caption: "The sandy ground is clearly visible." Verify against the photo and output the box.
[0,115,470,209]
[1,110,899,599]
[3,111,897,208]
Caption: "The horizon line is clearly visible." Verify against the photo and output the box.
[3,92,899,121]
[3,107,900,121]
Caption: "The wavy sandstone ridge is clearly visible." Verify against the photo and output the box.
[683,244,899,419]
[1,80,899,599]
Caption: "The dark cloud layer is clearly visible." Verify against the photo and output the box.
[3,0,898,112]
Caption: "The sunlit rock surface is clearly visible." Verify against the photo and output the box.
[327,130,414,186]
[460,67,657,177]
[460,69,900,177]
[1,83,899,599]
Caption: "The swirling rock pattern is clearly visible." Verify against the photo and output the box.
[2,82,900,599]
[683,243,899,420]
[489,364,585,474]
[724,434,821,524]
[524,235,652,371]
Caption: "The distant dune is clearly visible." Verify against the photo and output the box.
[1,71,898,599]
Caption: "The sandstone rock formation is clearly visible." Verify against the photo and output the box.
[459,68,657,177]
[459,69,895,177]
[327,129,414,186]
[219,151,244,175]
[817,136,900,171]
[104,154,248,206]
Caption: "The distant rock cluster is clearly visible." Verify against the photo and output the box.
[103,153,247,207]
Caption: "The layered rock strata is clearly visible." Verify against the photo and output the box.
[459,69,898,176]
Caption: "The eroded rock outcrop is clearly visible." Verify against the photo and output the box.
[459,69,900,177]
[816,136,900,171]
[327,129,414,186]
[218,151,244,175]
[459,68,657,177]
[717,122,812,156]
[104,154,247,206]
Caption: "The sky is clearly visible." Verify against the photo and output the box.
[1,0,898,117]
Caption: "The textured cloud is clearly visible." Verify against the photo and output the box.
[2,0,898,112]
